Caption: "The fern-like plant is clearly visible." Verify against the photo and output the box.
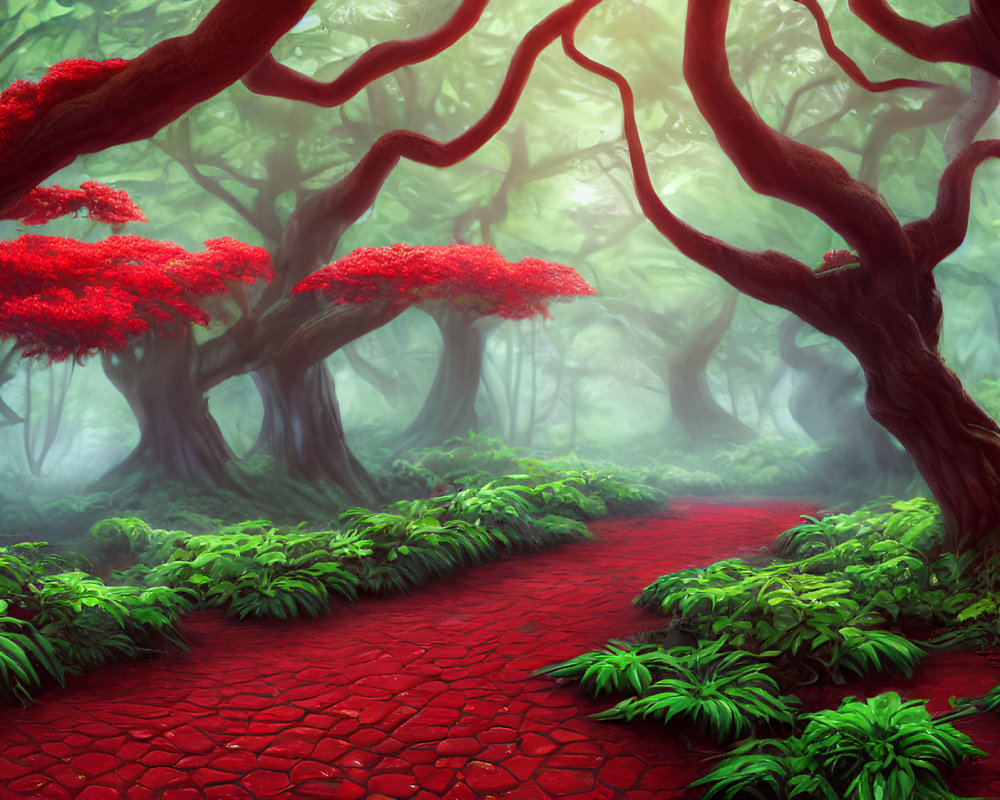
[591,641,800,743]
[693,692,984,800]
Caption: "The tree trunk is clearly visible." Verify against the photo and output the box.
[779,317,913,494]
[100,335,234,489]
[398,310,484,451]
[665,293,756,443]
[848,315,1000,551]
[251,361,378,504]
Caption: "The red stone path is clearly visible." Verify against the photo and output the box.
[0,499,998,800]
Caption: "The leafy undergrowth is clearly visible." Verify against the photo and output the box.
[0,460,667,706]
[390,432,711,507]
[538,498,1000,799]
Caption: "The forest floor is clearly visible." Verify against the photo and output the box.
[0,499,998,800]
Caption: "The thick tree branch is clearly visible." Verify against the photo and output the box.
[204,0,604,383]
[795,0,944,92]
[261,0,604,297]
[847,0,996,73]
[904,138,1000,270]
[683,0,910,270]
[242,0,489,106]
[561,25,834,329]
[0,0,313,215]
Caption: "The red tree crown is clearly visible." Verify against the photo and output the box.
[0,235,272,361]
[292,242,596,319]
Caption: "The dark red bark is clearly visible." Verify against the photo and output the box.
[846,0,1000,77]
[563,1,1000,550]
[843,306,1000,551]
[0,0,314,216]
[242,0,490,106]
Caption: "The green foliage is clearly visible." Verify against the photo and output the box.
[0,599,64,706]
[1,451,656,704]
[539,639,799,744]
[390,435,669,516]
[0,541,187,705]
[113,475,596,615]
[694,692,984,800]
[710,438,820,493]
[545,497,1000,798]
[536,640,666,695]
[27,572,190,668]
[136,521,362,619]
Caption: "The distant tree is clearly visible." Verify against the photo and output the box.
[296,242,596,450]
[779,316,913,494]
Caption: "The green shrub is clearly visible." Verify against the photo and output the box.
[694,692,985,800]
[540,639,799,744]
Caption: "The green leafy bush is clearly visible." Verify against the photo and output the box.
[544,497,1000,799]
[693,692,984,800]
[539,639,799,743]
[135,521,362,618]
[0,600,64,706]
[710,438,820,493]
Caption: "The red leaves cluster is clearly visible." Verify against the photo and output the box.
[2,181,148,226]
[0,58,129,150]
[293,242,596,319]
[0,235,272,361]
[819,249,860,271]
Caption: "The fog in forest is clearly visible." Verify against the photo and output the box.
[1,0,997,546]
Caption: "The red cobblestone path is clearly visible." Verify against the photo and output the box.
[0,499,998,799]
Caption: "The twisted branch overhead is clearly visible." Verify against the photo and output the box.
[847,0,1000,76]
[0,0,315,216]
[557,0,1000,339]
[242,0,490,106]
[560,32,827,322]
[201,0,605,386]
[794,0,944,93]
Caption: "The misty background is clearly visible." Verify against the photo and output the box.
[0,0,997,532]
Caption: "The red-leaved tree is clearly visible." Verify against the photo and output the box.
[5,0,1000,553]
[0,184,272,485]
[295,243,596,450]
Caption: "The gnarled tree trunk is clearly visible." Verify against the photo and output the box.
[100,334,234,489]
[846,311,1000,551]
[397,309,484,452]
[250,360,379,504]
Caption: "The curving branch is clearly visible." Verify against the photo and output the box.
[560,16,837,329]
[242,0,489,106]
[681,0,909,270]
[201,0,604,386]
[944,67,1000,160]
[0,0,314,216]
[261,0,605,295]
[846,0,997,74]
[903,138,1000,270]
[795,0,945,92]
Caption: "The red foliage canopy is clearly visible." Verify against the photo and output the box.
[2,181,148,226]
[0,235,272,361]
[292,243,596,320]
[0,59,129,143]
